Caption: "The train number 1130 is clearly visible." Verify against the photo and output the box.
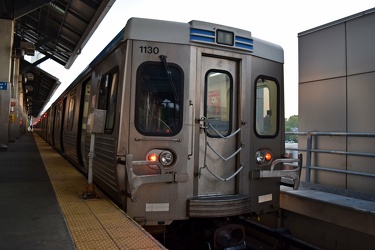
[139,46,159,54]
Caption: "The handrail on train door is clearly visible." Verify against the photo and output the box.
[198,117,244,181]
[188,100,194,159]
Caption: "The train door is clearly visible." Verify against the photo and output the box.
[53,99,65,151]
[60,97,67,152]
[51,105,57,146]
[197,55,240,196]
[78,79,91,169]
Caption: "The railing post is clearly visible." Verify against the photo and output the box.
[305,131,312,182]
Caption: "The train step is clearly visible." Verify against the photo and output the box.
[188,195,252,217]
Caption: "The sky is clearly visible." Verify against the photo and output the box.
[34,0,375,118]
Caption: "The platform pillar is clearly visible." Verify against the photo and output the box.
[0,19,14,150]
[8,56,21,143]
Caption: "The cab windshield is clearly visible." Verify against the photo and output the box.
[135,62,183,136]
[255,77,278,137]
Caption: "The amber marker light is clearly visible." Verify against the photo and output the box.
[148,153,158,162]
[265,152,272,161]
[256,150,273,164]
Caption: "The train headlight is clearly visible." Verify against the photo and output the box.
[160,151,173,166]
[256,151,265,163]
[255,150,272,164]
[147,149,174,167]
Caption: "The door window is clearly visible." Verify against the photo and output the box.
[98,68,118,133]
[55,102,62,130]
[67,97,75,131]
[79,80,90,167]
[205,70,232,137]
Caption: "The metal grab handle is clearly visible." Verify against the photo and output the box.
[270,158,300,171]
[197,116,244,181]
[206,120,241,139]
[207,142,242,162]
[253,154,303,190]
[202,117,243,161]
[188,100,194,159]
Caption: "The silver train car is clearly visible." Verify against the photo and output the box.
[36,18,301,232]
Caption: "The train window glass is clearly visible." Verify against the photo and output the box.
[205,71,232,137]
[98,68,119,133]
[54,106,58,130]
[55,103,61,130]
[80,81,91,167]
[135,62,183,136]
[98,75,109,110]
[48,108,54,136]
[67,97,75,131]
[255,77,278,136]
[106,72,118,131]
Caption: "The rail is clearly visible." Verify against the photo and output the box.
[285,132,375,184]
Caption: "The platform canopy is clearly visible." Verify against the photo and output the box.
[20,60,60,118]
[2,0,115,68]
[1,0,115,116]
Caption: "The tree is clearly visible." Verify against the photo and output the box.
[285,115,298,142]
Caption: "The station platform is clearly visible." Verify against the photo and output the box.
[0,132,165,250]
[281,185,375,233]
[280,185,375,249]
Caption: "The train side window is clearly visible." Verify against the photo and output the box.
[98,68,119,133]
[135,62,183,136]
[255,77,278,137]
[55,103,62,130]
[106,72,118,131]
[48,108,54,137]
[67,97,75,131]
[205,70,232,137]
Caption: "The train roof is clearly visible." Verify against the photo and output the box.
[62,17,284,103]
[124,18,284,63]
[88,17,284,70]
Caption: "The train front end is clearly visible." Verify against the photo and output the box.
[116,18,301,229]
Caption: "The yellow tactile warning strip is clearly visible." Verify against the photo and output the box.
[33,134,166,250]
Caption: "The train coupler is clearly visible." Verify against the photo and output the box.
[214,224,246,250]
[81,184,98,199]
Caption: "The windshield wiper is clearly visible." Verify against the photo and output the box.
[160,55,180,102]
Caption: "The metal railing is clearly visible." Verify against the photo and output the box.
[285,132,375,184]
